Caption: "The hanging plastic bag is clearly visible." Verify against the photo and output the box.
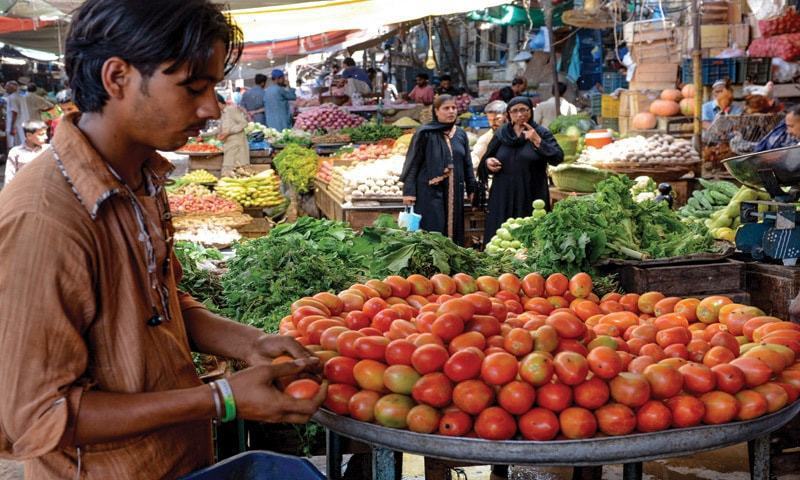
[397,205,422,232]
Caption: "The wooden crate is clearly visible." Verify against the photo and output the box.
[629,63,679,91]
[189,154,223,174]
[657,116,695,135]
[237,217,270,238]
[630,40,681,65]
[612,259,745,297]
[619,90,659,117]
[464,209,486,249]
[744,262,800,321]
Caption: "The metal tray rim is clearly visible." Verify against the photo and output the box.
[314,400,800,466]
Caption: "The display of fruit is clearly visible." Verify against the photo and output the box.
[183,169,218,184]
[339,143,394,163]
[177,141,222,154]
[294,104,365,132]
[171,183,212,197]
[279,272,800,440]
[216,169,285,208]
[168,193,241,215]
[485,200,547,256]
[577,134,700,165]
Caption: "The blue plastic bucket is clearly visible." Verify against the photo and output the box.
[180,451,325,480]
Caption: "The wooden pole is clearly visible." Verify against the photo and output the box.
[544,0,560,113]
[692,0,703,161]
[440,18,471,95]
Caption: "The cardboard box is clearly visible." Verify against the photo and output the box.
[631,40,681,64]
[629,63,680,91]
[730,23,749,47]
[623,19,676,44]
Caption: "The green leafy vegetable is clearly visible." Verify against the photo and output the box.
[341,122,403,142]
[174,241,225,312]
[272,144,318,193]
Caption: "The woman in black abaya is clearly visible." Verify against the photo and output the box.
[479,96,563,244]
[400,95,478,246]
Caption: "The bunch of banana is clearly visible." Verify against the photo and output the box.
[216,169,284,208]
[183,169,218,184]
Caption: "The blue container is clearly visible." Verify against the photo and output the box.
[681,58,736,86]
[468,115,490,129]
[180,451,325,480]
[580,61,604,75]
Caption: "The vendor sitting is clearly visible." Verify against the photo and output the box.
[702,79,744,128]
[436,75,463,96]
[754,104,800,152]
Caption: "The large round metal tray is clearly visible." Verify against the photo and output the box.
[314,400,800,466]
[723,144,800,190]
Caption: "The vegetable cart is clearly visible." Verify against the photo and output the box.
[315,399,800,480]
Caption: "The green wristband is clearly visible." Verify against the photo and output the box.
[216,379,237,423]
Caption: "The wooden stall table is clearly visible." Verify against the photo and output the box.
[185,152,223,178]
[599,256,750,303]
[314,180,485,248]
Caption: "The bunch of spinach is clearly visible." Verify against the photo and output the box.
[174,241,226,312]
[222,234,365,332]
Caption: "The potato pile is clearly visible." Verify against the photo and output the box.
[577,135,700,166]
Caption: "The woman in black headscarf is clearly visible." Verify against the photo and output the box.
[479,96,563,244]
[401,95,478,245]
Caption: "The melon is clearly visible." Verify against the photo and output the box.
[682,84,696,99]
[632,112,658,130]
[649,99,681,117]
[679,98,695,116]
[660,89,683,102]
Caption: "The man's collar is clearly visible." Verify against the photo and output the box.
[52,112,174,220]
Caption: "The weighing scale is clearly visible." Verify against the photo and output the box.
[723,145,800,265]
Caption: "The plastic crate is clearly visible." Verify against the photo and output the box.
[467,115,490,129]
[602,72,628,92]
[681,58,736,86]
[578,73,603,91]
[588,92,602,116]
[601,95,620,118]
[739,57,772,84]
[581,60,604,75]
[600,117,620,132]
[181,451,325,480]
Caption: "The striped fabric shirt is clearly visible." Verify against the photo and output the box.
[0,113,212,479]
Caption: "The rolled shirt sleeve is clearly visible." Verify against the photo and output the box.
[0,213,95,459]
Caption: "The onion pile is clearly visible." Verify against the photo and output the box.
[295,104,365,132]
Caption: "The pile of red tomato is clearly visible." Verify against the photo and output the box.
[277,272,800,441]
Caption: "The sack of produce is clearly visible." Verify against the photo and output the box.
[748,33,800,61]
[758,7,800,37]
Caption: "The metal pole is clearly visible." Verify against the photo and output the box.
[692,0,702,156]
[544,0,561,112]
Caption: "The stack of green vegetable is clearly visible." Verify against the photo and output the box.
[485,200,547,255]
[341,122,403,143]
[678,179,740,223]
[175,241,225,312]
[630,176,658,203]
[507,175,714,276]
[547,114,596,137]
[702,185,770,242]
[272,144,318,194]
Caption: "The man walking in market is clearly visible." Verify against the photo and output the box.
[241,72,268,125]
[0,1,325,479]
[264,68,297,131]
